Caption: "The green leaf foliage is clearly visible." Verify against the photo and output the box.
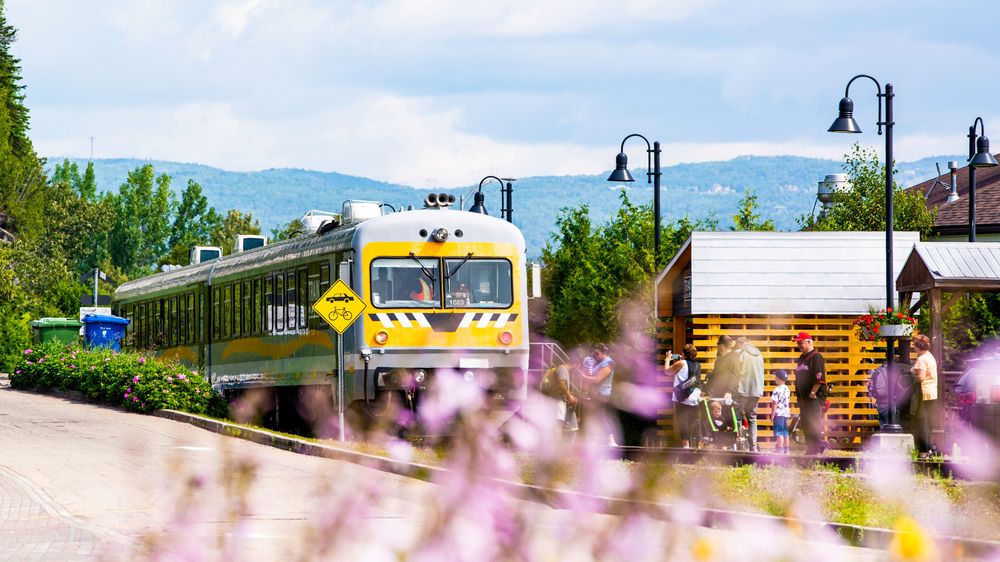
[798,144,936,237]
[107,165,174,277]
[541,190,717,346]
[11,342,228,417]
[731,189,775,231]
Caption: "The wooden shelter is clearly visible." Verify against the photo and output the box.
[896,242,1000,391]
[654,231,919,448]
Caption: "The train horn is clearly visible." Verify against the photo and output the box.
[424,193,439,208]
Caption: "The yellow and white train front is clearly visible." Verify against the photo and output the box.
[353,207,529,409]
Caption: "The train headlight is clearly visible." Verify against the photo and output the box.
[374,331,389,345]
[413,369,427,384]
[498,331,513,345]
[463,370,475,382]
[431,227,449,242]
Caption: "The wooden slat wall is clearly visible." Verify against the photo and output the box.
[655,314,882,449]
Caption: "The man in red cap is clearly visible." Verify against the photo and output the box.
[793,331,827,455]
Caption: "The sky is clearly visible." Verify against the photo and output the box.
[8,0,1000,188]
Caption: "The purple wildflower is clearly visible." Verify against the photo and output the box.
[133,376,140,383]
[132,396,138,402]
[23,349,32,355]
[39,358,45,363]
[89,366,95,371]
[167,376,173,382]
[70,365,75,369]
[15,369,21,374]
[124,392,129,398]
[178,373,187,381]
[138,357,145,365]
[25,361,32,365]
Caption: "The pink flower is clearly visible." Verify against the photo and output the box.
[39,358,45,363]
[15,369,21,374]
[104,357,110,363]
[137,358,145,365]
[124,392,129,398]
[89,366,95,371]
[25,361,32,365]
[167,377,173,382]
[132,396,138,402]
[23,349,32,355]
[69,365,75,369]
[178,374,187,381]
[132,376,139,383]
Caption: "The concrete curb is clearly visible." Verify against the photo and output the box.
[155,409,1000,558]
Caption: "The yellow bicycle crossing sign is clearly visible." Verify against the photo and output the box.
[313,279,366,334]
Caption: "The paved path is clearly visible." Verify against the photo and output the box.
[0,387,888,561]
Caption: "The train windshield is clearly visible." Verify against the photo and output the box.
[370,257,441,308]
[444,258,512,309]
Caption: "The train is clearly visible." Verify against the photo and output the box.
[112,195,529,429]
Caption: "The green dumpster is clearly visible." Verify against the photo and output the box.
[30,318,83,345]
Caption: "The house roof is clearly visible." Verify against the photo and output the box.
[906,156,1000,234]
[896,242,1000,293]
[655,231,920,316]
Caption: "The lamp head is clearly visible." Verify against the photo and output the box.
[828,97,862,133]
[468,191,488,215]
[970,136,999,168]
[606,152,635,182]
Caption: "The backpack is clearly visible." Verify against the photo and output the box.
[539,366,561,397]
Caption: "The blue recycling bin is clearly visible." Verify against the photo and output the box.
[82,314,130,351]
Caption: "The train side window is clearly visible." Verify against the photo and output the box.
[251,278,261,335]
[265,275,274,333]
[242,280,251,336]
[297,267,308,328]
[173,296,180,346]
[234,282,243,338]
[286,270,297,330]
[309,263,322,330]
[222,284,232,340]
[275,274,285,332]
[167,298,175,347]
[212,287,221,341]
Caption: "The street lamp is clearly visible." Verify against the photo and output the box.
[466,175,516,223]
[966,117,999,242]
[828,74,903,432]
[607,134,662,260]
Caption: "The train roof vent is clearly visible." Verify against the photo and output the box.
[301,210,339,234]
[342,200,382,223]
[190,246,222,265]
[235,234,267,252]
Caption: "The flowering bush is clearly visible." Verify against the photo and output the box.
[10,342,227,417]
[854,305,918,342]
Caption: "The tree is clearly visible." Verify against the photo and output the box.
[798,144,936,236]
[271,218,303,241]
[731,189,775,231]
[541,191,716,346]
[211,209,261,255]
[163,180,220,265]
[107,165,173,277]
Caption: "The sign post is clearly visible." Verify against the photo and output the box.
[311,278,366,441]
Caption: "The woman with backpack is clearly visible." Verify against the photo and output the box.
[668,344,702,448]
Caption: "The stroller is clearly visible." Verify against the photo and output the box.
[693,396,750,451]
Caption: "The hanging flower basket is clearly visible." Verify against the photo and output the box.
[879,324,914,338]
[853,306,918,342]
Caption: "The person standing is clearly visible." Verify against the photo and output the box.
[668,344,702,448]
[770,369,791,454]
[584,343,617,446]
[554,360,580,435]
[706,335,739,398]
[793,332,827,455]
[735,337,765,451]
[911,334,939,455]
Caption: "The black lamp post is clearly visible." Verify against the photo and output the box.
[967,117,999,242]
[828,74,903,432]
[469,175,516,223]
[607,134,662,261]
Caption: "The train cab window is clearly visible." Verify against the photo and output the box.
[234,283,243,337]
[265,275,274,333]
[241,281,251,336]
[444,258,513,309]
[186,292,195,344]
[370,257,440,308]
[166,298,175,347]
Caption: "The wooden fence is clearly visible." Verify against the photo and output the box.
[654,314,883,449]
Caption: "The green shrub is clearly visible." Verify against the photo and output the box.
[11,343,228,418]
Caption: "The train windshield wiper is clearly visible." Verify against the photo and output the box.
[408,252,437,283]
[447,252,474,279]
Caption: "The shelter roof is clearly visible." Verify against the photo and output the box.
[655,231,919,317]
[896,242,1000,293]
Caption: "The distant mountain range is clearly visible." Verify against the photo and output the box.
[47,155,963,258]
